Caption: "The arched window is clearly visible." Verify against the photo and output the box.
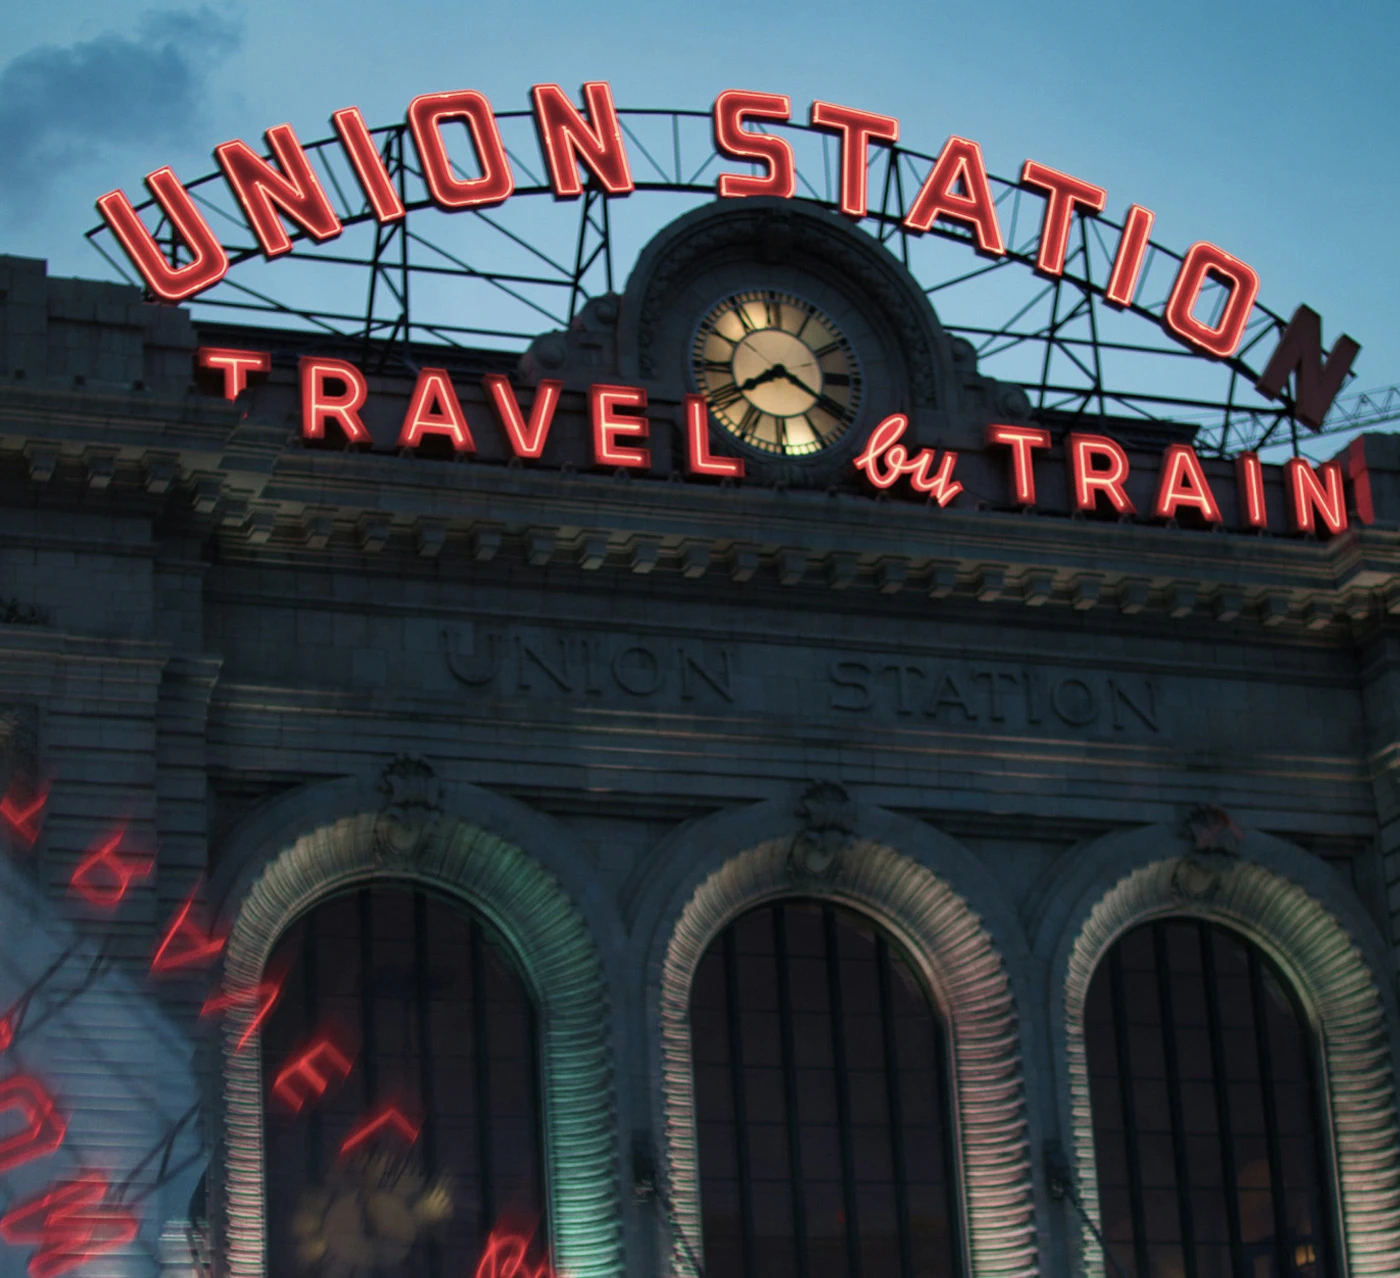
[690,899,961,1278]
[1085,919,1335,1278]
[259,886,545,1276]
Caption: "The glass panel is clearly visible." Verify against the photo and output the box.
[261,887,544,1278]
[1085,919,1335,1278]
[691,900,959,1278]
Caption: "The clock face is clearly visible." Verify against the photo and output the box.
[692,288,863,457]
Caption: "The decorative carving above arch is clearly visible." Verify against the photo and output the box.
[656,834,1036,1278]
[216,812,622,1278]
[1063,854,1400,1278]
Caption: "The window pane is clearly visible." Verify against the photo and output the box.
[691,900,958,1278]
[262,887,544,1277]
[1085,919,1334,1278]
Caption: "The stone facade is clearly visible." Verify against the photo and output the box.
[0,243,1397,1278]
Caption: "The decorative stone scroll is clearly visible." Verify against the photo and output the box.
[218,812,622,1278]
[1064,856,1400,1278]
[657,834,1037,1278]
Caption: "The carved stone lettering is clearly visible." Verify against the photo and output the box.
[826,655,1160,735]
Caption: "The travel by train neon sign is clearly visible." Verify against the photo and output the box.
[97,81,1359,433]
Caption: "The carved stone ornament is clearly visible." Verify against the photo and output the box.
[788,781,856,884]
[1185,803,1244,855]
[1169,857,1223,903]
[372,755,444,869]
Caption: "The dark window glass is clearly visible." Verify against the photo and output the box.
[261,886,544,1277]
[1085,919,1334,1278]
[691,900,960,1278]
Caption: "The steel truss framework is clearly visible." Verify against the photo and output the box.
[86,107,1384,458]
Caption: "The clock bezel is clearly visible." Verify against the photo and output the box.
[689,287,865,460]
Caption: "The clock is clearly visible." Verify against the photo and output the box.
[691,288,862,457]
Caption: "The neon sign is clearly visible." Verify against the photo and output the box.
[190,341,1370,536]
[96,83,1358,420]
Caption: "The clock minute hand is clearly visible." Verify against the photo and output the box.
[779,368,821,398]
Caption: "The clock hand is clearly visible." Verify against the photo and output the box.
[779,368,822,398]
[736,365,782,393]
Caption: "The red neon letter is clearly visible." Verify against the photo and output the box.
[590,385,650,469]
[531,82,633,198]
[713,90,795,200]
[0,1015,13,1054]
[300,357,371,444]
[1067,433,1136,515]
[986,423,1051,506]
[151,889,226,974]
[399,369,475,452]
[685,395,744,477]
[903,137,1005,256]
[197,347,270,400]
[1255,305,1360,430]
[0,1076,66,1173]
[853,414,963,504]
[1020,161,1106,277]
[273,1036,354,1113]
[202,979,283,1052]
[1284,457,1347,535]
[340,1104,420,1156]
[0,781,48,848]
[70,829,151,908]
[475,1229,558,1278]
[95,168,229,302]
[1153,443,1222,523]
[1344,437,1374,527]
[1235,452,1268,529]
[484,374,562,459]
[332,106,406,223]
[1164,241,1259,358]
[1104,204,1155,307]
[408,90,514,210]
[215,123,342,258]
[809,100,899,218]
[0,1174,138,1278]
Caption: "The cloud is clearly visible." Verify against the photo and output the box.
[0,7,241,214]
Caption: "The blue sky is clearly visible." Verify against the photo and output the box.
[2,0,1395,426]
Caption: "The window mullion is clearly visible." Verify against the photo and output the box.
[413,892,443,1278]
[1108,945,1151,1278]
[302,909,322,1184]
[358,889,378,1105]
[1198,923,1247,1278]
[722,926,758,1278]
[1152,923,1199,1278]
[773,906,810,1278]
[471,916,496,1232]
[1247,947,1295,1278]
[823,906,863,1278]
[875,935,914,1278]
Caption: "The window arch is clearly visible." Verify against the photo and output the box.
[690,898,961,1278]
[259,884,545,1277]
[1085,918,1334,1278]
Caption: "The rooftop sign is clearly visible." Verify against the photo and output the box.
[97,83,1358,431]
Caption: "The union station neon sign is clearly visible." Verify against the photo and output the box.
[101,83,1369,536]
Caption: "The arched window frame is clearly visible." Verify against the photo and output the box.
[656,835,1037,1278]
[1059,847,1400,1278]
[214,812,621,1278]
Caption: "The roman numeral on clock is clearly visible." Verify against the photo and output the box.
[709,382,744,410]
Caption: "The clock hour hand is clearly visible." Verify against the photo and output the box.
[736,365,782,392]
